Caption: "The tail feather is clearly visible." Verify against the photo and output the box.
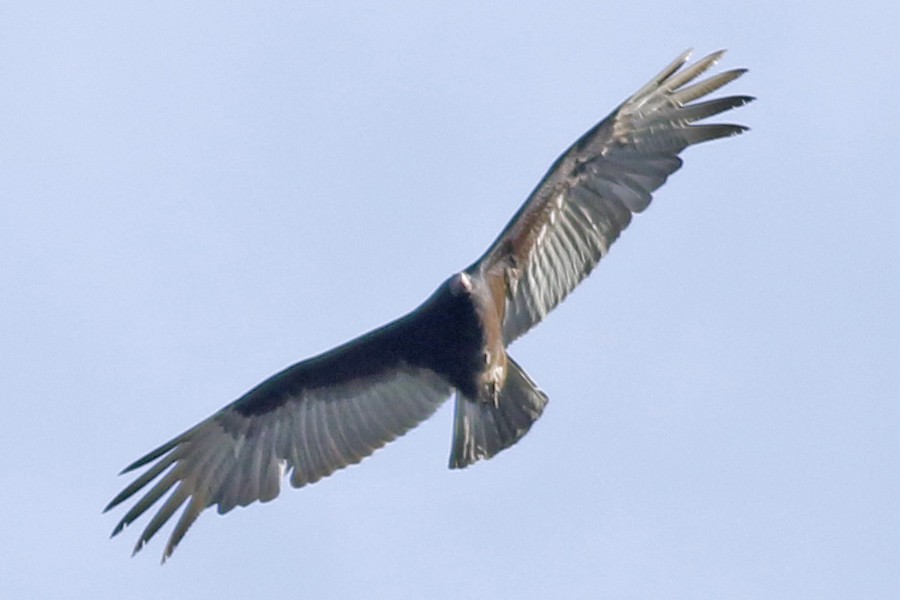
[449,356,548,469]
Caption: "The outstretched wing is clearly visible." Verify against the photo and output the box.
[470,50,753,344]
[105,322,452,561]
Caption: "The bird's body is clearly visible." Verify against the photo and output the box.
[107,49,753,560]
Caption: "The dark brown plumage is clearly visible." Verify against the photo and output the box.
[106,49,753,560]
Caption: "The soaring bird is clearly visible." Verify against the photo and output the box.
[106,49,753,560]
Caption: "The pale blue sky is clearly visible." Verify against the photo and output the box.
[2,2,898,598]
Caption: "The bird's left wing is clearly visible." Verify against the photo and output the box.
[469,50,753,344]
[105,323,452,561]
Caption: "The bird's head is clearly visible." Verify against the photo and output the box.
[448,272,474,297]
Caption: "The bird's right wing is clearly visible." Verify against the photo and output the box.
[105,321,452,561]
[469,50,753,344]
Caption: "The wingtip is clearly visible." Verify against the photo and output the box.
[118,454,153,475]
[162,544,176,564]
[104,488,132,514]
[724,67,750,83]
[669,48,694,73]
[110,521,125,538]
[684,48,726,71]
[119,454,152,475]
[731,95,756,109]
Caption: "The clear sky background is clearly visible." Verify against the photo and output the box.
[2,2,898,599]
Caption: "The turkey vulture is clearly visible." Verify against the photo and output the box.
[106,49,753,560]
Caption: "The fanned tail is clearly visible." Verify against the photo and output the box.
[449,356,548,469]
